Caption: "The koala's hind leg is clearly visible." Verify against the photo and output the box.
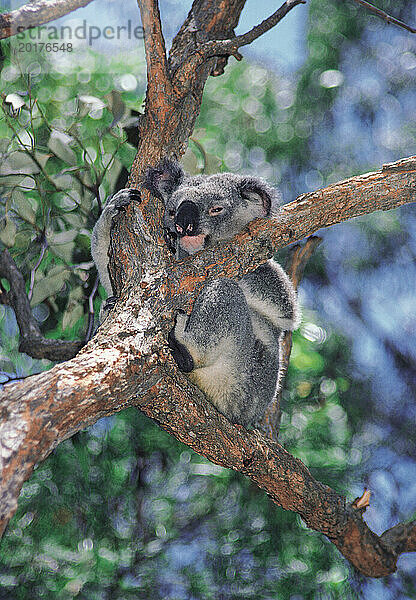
[168,324,194,372]
[171,279,256,425]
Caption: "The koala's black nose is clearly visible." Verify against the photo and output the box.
[175,201,199,237]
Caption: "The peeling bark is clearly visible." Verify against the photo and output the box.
[0,0,415,579]
[1,156,415,577]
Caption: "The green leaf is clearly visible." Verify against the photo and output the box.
[49,229,78,262]
[1,151,40,175]
[62,287,84,331]
[48,130,78,166]
[30,266,70,306]
[12,190,37,225]
[105,90,127,126]
[0,216,16,247]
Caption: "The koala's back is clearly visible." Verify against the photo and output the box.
[180,259,298,427]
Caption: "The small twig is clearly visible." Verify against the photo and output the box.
[221,0,307,52]
[352,0,416,34]
[353,489,371,510]
[262,236,322,439]
[27,234,48,302]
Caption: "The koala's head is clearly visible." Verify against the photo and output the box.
[145,159,280,258]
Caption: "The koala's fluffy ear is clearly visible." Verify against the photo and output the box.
[144,158,184,202]
[240,177,281,217]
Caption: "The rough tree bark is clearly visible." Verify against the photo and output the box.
[0,0,416,579]
[0,0,95,40]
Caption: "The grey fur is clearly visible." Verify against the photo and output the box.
[91,188,142,296]
[91,188,140,320]
[91,163,300,427]
[145,160,301,428]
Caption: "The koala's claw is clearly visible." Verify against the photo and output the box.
[108,189,141,216]
[103,295,118,312]
[168,329,194,373]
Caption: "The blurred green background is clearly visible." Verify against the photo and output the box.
[0,0,415,598]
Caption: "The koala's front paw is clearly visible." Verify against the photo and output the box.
[97,295,118,325]
[106,189,141,217]
[168,328,194,373]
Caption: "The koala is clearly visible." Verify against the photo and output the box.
[144,159,300,428]
[91,188,141,317]
[91,160,300,427]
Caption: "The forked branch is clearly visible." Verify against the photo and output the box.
[172,0,306,93]
[0,156,415,579]
[0,249,84,360]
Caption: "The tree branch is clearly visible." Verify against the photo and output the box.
[172,0,306,98]
[352,0,416,34]
[165,156,416,311]
[168,0,247,77]
[0,157,415,578]
[0,0,95,40]
[137,0,172,107]
[381,521,416,554]
[0,249,84,361]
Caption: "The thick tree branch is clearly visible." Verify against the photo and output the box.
[137,0,172,108]
[0,249,84,361]
[164,156,416,311]
[115,157,416,316]
[0,0,95,40]
[352,0,416,34]
[0,157,415,578]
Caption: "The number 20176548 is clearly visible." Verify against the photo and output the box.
[17,43,73,53]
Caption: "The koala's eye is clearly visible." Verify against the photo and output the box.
[168,209,175,218]
[209,206,224,216]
